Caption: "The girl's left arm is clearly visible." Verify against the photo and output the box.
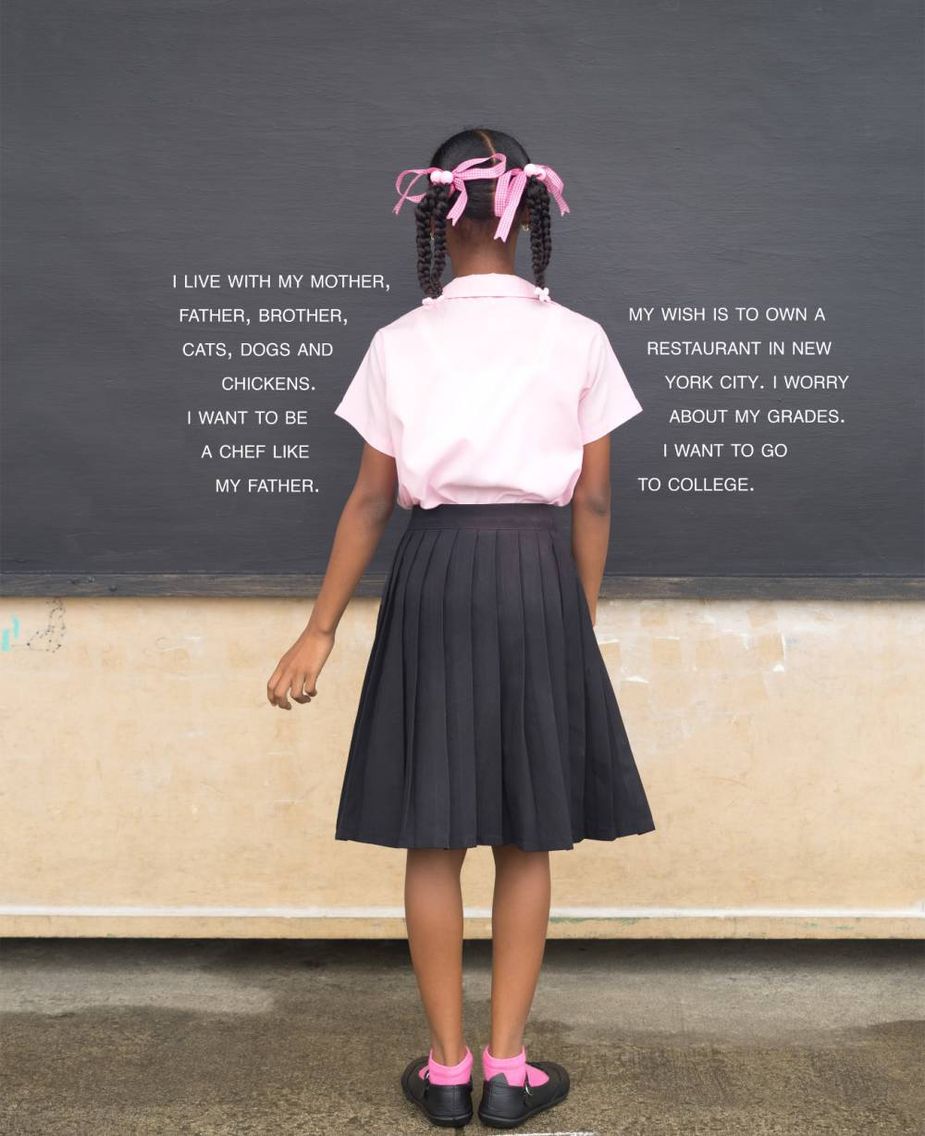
[570,434,613,627]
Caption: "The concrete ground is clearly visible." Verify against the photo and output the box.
[0,938,922,1136]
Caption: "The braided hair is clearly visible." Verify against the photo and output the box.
[414,127,553,299]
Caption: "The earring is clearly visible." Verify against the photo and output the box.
[521,223,530,232]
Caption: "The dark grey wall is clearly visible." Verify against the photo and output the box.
[2,0,922,594]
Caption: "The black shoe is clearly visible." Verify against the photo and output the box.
[477,1060,570,1129]
[401,1055,474,1128]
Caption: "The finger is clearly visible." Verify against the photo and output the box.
[291,672,312,704]
[266,667,283,705]
[271,677,292,710]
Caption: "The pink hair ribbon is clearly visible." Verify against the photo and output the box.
[393,152,508,223]
[493,162,570,242]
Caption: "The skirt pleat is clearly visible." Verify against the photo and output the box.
[334,503,656,851]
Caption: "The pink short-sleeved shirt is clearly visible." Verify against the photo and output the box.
[333,272,643,510]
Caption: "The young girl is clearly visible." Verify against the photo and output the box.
[267,127,656,1130]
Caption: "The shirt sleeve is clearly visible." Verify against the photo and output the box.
[333,329,396,457]
[578,323,643,444]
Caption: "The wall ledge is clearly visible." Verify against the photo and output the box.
[1,904,922,940]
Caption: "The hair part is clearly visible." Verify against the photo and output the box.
[413,127,553,299]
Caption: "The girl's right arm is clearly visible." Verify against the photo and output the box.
[265,444,397,709]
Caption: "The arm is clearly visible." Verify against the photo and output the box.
[572,321,642,624]
[570,433,612,627]
[266,443,397,709]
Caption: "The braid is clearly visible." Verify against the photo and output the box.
[414,188,436,295]
[429,187,450,295]
[413,184,451,298]
[525,177,552,289]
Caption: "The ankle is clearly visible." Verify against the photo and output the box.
[486,1040,524,1060]
[424,1043,473,1086]
[431,1040,468,1066]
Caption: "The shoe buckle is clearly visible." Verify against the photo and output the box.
[523,1073,533,1097]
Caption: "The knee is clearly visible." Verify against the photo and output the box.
[492,843,549,865]
[407,847,468,873]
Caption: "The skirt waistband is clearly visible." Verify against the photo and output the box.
[407,502,563,531]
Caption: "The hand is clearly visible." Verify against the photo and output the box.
[266,626,335,710]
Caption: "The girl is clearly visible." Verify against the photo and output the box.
[266,127,656,1130]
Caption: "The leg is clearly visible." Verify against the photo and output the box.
[488,844,551,1056]
[404,847,468,1066]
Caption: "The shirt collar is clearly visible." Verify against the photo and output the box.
[440,272,539,299]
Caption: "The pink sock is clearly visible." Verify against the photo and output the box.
[482,1044,550,1087]
[418,1044,473,1085]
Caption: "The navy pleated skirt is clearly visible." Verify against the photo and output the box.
[334,502,656,852]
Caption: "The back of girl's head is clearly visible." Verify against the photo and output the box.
[415,126,553,299]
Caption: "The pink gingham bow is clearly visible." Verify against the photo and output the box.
[392,152,508,225]
[493,162,570,242]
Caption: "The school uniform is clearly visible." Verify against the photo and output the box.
[331,271,655,852]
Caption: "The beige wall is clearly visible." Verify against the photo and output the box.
[1,595,922,939]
